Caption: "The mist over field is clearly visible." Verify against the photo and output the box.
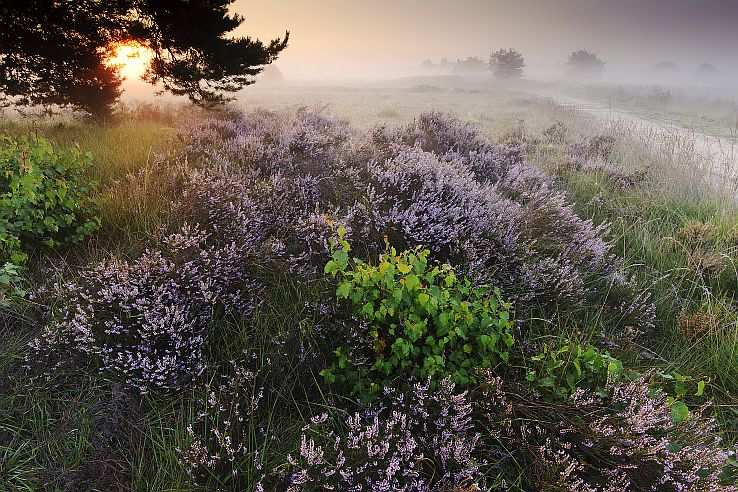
[112,0,738,108]
[233,0,738,79]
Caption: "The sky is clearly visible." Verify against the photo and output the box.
[232,0,738,80]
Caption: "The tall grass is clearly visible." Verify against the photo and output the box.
[538,114,738,440]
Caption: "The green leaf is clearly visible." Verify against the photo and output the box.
[404,274,420,290]
[361,302,375,318]
[336,281,352,299]
[324,260,338,275]
[671,401,689,423]
[695,380,705,397]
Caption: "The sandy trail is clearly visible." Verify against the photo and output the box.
[534,91,738,192]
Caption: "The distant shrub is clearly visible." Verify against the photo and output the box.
[30,224,263,392]
[566,50,605,79]
[0,135,99,265]
[489,48,525,79]
[321,231,515,399]
[285,378,481,491]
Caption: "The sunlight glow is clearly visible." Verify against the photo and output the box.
[105,41,153,80]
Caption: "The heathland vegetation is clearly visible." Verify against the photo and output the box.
[2,87,738,489]
[3,3,738,490]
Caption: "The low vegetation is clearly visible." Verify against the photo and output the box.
[2,96,738,491]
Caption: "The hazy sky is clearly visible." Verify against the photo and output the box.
[233,0,738,79]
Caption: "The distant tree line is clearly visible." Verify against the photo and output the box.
[421,48,721,82]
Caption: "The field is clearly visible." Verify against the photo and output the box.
[3,79,738,490]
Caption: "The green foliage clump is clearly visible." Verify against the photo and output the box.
[321,227,515,398]
[526,339,624,399]
[525,336,711,424]
[652,370,708,424]
[0,262,26,304]
[0,136,99,266]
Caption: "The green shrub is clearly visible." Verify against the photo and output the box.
[0,261,26,303]
[0,136,99,265]
[525,339,624,399]
[321,227,515,398]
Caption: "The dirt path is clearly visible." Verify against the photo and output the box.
[535,91,738,192]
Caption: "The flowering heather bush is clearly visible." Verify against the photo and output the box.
[179,354,269,488]
[184,107,353,182]
[285,378,482,491]
[477,372,732,491]
[178,109,654,325]
[177,166,342,277]
[353,115,637,316]
[30,224,263,392]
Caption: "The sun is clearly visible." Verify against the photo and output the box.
[105,41,153,80]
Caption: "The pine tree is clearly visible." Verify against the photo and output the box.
[0,0,288,118]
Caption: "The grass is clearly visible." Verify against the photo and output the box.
[546,79,738,140]
[2,116,182,262]
[555,163,738,440]
[0,119,176,184]
[4,86,738,489]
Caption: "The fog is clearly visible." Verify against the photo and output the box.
[118,0,738,103]
[231,0,738,83]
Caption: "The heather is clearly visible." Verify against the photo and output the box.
[2,99,738,491]
[180,110,652,329]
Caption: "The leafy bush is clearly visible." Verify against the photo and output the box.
[0,136,99,265]
[321,229,515,398]
[285,378,481,491]
[525,339,624,399]
[0,261,26,303]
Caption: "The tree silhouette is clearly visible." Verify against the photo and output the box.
[653,61,680,73]
[0,1,288,118]
[489,49,525,80]
[566,50,605,79]
[696,63,718,78]
[453,56,488,74]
